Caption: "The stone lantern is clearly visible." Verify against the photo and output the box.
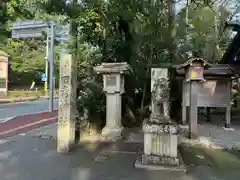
[94,62,130,140]
[0,51,9,97]
[177,58,211,138]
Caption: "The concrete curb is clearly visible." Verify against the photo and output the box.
[39,96,59,100]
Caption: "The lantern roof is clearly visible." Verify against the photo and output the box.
[94,62,131,74]
[175,58,212,70]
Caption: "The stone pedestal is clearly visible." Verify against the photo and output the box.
[57,54,77,153]
[102,93,123,140]
[94,62,130,141]
[135,117,186,171]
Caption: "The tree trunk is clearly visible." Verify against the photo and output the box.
[168,0,176,62]
[185,0,190,59]
[212,6,219,63]
[70,0,79,140]
[140,45,153,119]
[167,0,180,120]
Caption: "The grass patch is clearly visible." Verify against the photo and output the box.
[179,143,240,171]
[203,148,240,170]
[6,90,59,98]
[7,90,45,98]
[179,144,213,167]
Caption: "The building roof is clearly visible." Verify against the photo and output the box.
[219,21,240,64]
[174,64,238,76]
[219,32,240,64]
[94,62,131,74]
[174,57,212,70]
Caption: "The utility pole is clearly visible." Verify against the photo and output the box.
[49,23,55,112]
[44,28,49,95]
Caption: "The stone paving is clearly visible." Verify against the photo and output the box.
[25,123,58,139]
[197,114,240,149]
[0,122,240,180]
[198,123,240,149]
[126,124,240,150]
[1,134,240,180]
[2,116,240,180]
[24,118,240,149]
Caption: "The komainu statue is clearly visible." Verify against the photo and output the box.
[151,78,170,121]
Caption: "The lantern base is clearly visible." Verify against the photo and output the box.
[101,126,123,141]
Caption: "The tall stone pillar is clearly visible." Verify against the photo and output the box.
[57,54,77,153]
[94,63,130,140]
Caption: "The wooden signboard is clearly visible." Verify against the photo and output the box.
[183,77,231,107]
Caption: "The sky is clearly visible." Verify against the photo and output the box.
[176,0,187,12]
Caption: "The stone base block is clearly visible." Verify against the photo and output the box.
[57,140,75,153]
[142,154,179,166]
[144,133,178,157]
[135,153,186,172]
[101,126,123,141]
[142,118,178,134]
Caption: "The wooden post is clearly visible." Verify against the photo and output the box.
[189,81,198,139]
[225,105,231,128]
[225,79,232,128]
[182,81,187,125]
[57,54,77,153]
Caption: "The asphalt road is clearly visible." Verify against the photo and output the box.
[0,99,58,123]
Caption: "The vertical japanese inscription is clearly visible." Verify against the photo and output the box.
[59,55,71,127]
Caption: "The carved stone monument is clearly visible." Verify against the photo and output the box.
[94,62,130,140]
[57,54,77,153]
[135,68,185,171]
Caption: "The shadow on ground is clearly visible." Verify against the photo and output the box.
[1,135,240,180]
[179,143,240,171]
